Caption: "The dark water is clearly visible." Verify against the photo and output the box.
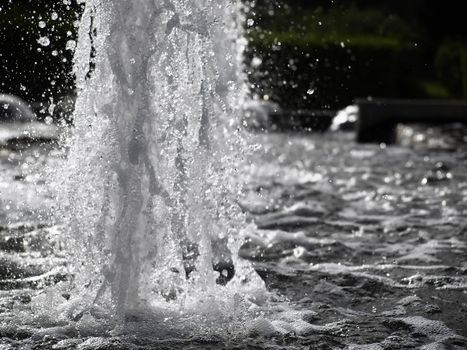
[1,126,466,349]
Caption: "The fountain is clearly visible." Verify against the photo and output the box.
[2,2,467,348]
[37,0,266,335]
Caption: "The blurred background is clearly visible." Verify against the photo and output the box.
[0,0,81,122]
[1,0,466,120]
[245,0,467,111]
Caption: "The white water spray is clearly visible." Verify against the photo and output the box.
[51,0,265,329]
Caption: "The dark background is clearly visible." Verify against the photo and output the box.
[1,0,466,118]
[0,0,81,119]
[245,0,467,110]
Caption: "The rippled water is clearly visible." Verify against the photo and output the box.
[1,125,466,349]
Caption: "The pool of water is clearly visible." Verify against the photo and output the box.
[1,126,466,349]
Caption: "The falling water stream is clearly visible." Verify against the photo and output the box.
[53,0,266,325]
[3,0,273,343]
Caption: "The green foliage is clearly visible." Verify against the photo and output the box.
[417,81,451,99]
[250,3,421,46]
[435,42,467,98]
[306,5,419,44]
[247,1,467,108]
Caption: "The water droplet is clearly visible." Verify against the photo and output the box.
[66,40,76,51]
[251,57,262,68]
[52,50,59,56]
[45,116,53,125]
[38,36,50,47]
[247,19,254,27]
[307,89,315,95]
[39,21,46,28]
[51,12,59,20]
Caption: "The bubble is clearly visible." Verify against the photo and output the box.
[251,57,262,68]
[66,40,76,51]
[45,116,54,125]
[306,89,315,95]
[38,37,50,47]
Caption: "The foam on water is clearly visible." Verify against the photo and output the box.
[27,0,267,335]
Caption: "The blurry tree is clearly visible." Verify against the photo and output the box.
[246,0,467,109]
[435,42,467,98]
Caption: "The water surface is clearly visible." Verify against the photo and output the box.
[1,126,466,349]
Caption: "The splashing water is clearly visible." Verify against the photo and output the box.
[3,2,467,348]
[41,0,266,335]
